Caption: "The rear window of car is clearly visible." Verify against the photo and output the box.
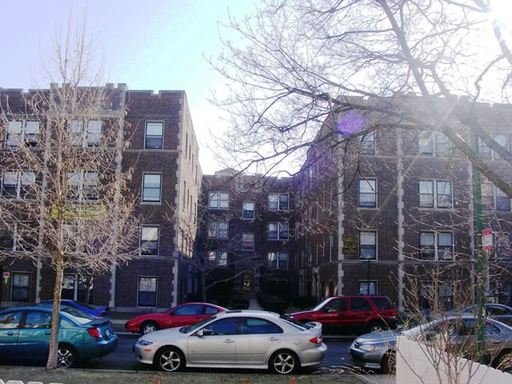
[371,297,393,310]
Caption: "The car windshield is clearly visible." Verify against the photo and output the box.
[180,316,217,333]
[312,298,332,311]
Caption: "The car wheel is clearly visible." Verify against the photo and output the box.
[141,321,159,335]
[381,351,396,374]
[269,350,299,375]
[56,345,78,368]
[496,351,512,372]
[155,347,185,372]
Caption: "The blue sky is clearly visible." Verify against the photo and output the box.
[0,0,258,174]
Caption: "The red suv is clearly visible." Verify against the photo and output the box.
[290,296,398,334]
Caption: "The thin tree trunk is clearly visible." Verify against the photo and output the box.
[46,251,64,369]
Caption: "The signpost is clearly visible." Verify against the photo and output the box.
[482,228,493,251]
[3,271,10,284]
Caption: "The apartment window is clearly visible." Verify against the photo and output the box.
[359,281,377,295]
[67,171,99,200]
[496,187,511,211]
[86,120,102,147]
[419,232,453,260]
[208,192,229,209]
[359,179,377,208]
[267,222,289,240]
[359,231,377,260]
[142,174,161,203]
[268,193,289,211]
[11,273,29,302]
[208,250,228,266]
[493,134,509,159]
[481,179,494,210]
[435,132,452,156]
[1,172,18,198]
[241,233,255,251]
[418,180,452,209]
[15,223,37,252]
[141,225,159,255]
[418,131,433,155]
[0,227,13,250]
[479,136,492,157]
[360,132,376,154]
[138,277,157,307]
[208,221,229,239]
[68,120,102,147]
[5,120,39,147]
[242,201,255,219]
[268,251,289,269]
[145,122,163,149]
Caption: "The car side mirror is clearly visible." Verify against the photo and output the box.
[196,329,204,337]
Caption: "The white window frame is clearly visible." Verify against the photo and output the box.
[67,171,99,201]
[208,192,229,209]
[140,225,160,256]
[144,121,164,150]
[268,251,289,269]
[5,120,40,147]
[268,193,289,211]
[358,280,378,295]
[418,180,453,209]
[492,133,510,159]
[267,222,289,241]
[11,272,30,302]
[142,173,162,203]
[208,221,229,239]
[418,130,452,156]
[68,119,103,147]
[137,276,158,307]
[360,131,376,154]
[208,250,228,266]
[0,171,35,200]
[242,201,255,220]
[358,178,377,208]
[359,231,377,260]
[419,231,454,261]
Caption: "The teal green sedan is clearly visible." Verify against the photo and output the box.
[0,306,117,368]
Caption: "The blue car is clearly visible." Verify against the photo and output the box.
[39,299,110,318]
[0,306,117,368]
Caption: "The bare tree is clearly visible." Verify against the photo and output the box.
[210,0,512,194]
[0,26,141,368]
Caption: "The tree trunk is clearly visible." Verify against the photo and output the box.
[46,252,64,369]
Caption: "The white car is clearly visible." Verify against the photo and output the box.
[134,309,326,374]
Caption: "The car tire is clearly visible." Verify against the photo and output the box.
[495,350,512,372]
[141,321,159,335]
[380,350,396,374]
[269,350,299,375]
[155,347,185,372]
[56,344,78,368]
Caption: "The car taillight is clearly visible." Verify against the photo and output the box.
[87,327,102,339]
[309,336,323,344]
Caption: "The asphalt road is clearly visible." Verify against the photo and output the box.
[81,335,374,374]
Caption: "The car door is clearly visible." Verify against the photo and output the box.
[236,317,283,365]
[487,305,512,326]
[187,318,239,365]
[315,298,348,329]
[164,304,204,328]
[16,310,53,362]
[0,310,23,360]
[347,298,373,328]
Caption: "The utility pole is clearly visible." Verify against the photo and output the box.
[473,134,486,360]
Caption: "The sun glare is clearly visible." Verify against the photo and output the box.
[489,0,512,28]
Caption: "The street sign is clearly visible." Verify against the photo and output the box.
[482,228,493,251]
[3,271,10,284]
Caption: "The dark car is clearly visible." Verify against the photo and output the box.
[350,316,512,373]
[125,302,226,334]
[0,306,117,368]
[40,299,110,318]
[290,296,398,334]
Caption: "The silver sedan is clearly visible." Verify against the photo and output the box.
[134,310,327,374]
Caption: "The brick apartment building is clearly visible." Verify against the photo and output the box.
[292,95,512,310]
[196,168,293,301]
[0,84,201,310]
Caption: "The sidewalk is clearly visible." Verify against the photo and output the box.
[0,366,382,384]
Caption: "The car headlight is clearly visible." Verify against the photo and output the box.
[138,340,154,346]
[359,344,376,352]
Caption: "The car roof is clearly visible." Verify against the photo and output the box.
[216,309,280,318]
